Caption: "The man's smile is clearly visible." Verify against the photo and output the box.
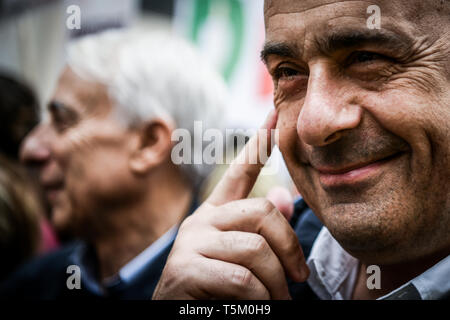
[313,151,407,189]
[43,182,65,204]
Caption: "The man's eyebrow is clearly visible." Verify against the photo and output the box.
[260,42,300,65]
[261,29,413,64]
[47,100,78,121]
[315,29,413,55]
[48,100,67,113]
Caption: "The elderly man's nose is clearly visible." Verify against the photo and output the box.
[20,125,51,165]
[297,64,362,147]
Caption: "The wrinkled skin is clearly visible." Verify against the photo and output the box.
[47,67,148,235]
[153,0,450,300]
[263,0,450,264]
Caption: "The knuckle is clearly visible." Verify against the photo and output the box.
[284,229,302,254]
[260,198,276,213]
[168,255,202,285]
[275,231,300,259]
[223,200,240,214]
[242,233,267,254]
[230,267,255,289]
[179,215,195,231]
[161,259,183,285]
[166,253,188,272]
[179,213,208,233]
[281,241,299,261]
[180,204,214,230]
[254,198,279,224]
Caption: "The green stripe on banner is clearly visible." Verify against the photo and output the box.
[189,0,244,82]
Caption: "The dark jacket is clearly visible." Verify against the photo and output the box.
[0,199,200,300]
[0,239,172,300]
[0,198,322,300]
[288,198,323,300]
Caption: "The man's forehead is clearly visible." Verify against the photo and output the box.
[265,1,372,33]
[265,0,373,16]
[263,0,446,54]
[264,0,443,22]
[52,67,111,116]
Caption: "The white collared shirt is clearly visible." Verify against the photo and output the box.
[74,224,179,295]
[118,224,178,283]
[307,227,450,300]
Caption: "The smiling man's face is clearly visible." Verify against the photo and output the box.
[263,0,450,264]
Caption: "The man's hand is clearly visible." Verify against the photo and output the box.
[153,111,309,300]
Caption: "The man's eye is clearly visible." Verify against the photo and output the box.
[50,115,69,133]
[48,102,78,133]
[347,51,386,65]
[274,67,301,80]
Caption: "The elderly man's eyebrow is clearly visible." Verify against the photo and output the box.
[315,29,413,55]
[48,100,69,113]
[260,42,300,65]
[261,29,414,65]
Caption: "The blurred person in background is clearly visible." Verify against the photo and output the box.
[0,154,41,282]
[0,74,40,161]
[0,73,59,281]
[0,28,227,299]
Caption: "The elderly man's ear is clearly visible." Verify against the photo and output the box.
[129,120,174,174]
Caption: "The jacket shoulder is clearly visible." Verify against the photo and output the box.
[0,243,79,299]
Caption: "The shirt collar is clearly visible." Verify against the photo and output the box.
[379,254,450,300]
[306,227,359,300]
[68,224,178,296]
[68,196,199,296]
[307,227,450,300]
[117,224,178,283]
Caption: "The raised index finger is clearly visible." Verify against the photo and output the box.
[207,110,278,206]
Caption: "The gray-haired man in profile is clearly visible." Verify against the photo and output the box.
[1,29,227,299]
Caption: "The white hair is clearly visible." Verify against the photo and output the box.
[66,28,228,184]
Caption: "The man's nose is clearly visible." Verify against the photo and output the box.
[20,124,51,166]
[297,61,363,147]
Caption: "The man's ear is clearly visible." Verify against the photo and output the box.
[129,119,174,174]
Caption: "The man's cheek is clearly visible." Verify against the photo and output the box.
[276,104,298,141]
[52,146,71,174]
[276,127,296,164]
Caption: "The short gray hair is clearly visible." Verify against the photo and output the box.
[66,28,228,183]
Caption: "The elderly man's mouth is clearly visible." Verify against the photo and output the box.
[44,183,64,203]
[315,152,406,188]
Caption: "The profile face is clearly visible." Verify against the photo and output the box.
[48,67,140,231]
[20,122,72,233]
[263,0,450,263]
